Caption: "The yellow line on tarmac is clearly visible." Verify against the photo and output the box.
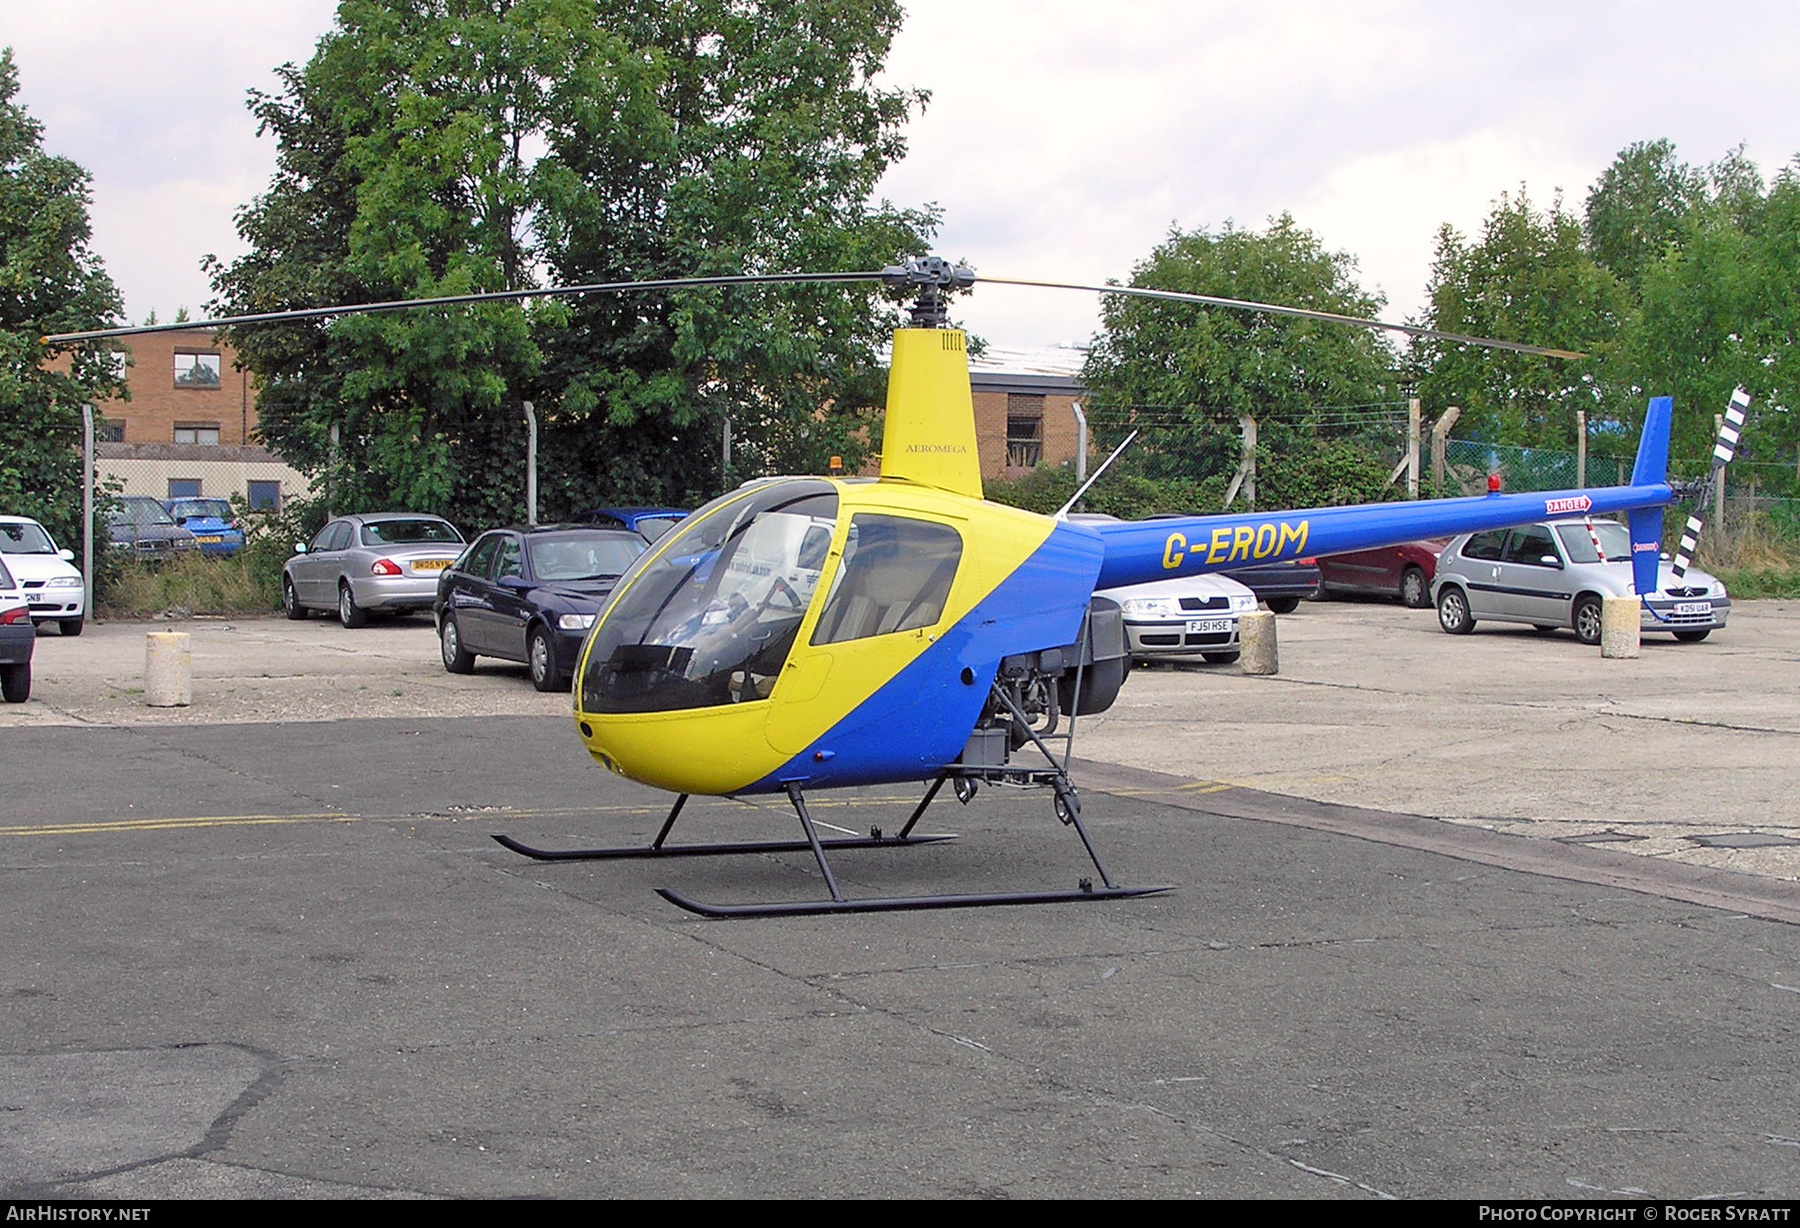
[0,793,943,839]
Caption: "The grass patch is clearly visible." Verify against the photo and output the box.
[1710,566,1800,599]
[97,552,281,618]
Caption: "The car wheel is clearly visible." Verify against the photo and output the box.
[440,614,475,674]
[59,617,83,637]
[1673,628,1712,643]
[1266,596,1300,614]
[529,625,564,691]
[1201,651,1240,664]
[283,576,308,620]
[1400,567,1429,609]
[1,661,28,703]
[1437,586,1474,635]
[338,582,368,629]
[1573,595,1603,646]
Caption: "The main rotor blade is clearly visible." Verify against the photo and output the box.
[977,275,1588,360]
[39,271,889,345]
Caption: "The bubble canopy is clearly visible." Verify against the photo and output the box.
[580,481,839,714]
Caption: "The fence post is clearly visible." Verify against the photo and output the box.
[1223,414,1257,510]
[721,415,732,492]
[1430,406,1460,493]
[1715,413,1726,525]
[1407,398,1420,498]
[522,400,538,527]
[81,403,94,622]
[1576,409,1587,489]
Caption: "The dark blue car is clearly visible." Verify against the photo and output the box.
[434,525,648,691]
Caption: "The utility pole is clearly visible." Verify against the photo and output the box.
[1430,406,1461,494]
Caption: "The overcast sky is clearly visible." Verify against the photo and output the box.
[7,1,1799,354]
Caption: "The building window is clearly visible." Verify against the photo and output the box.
[174,423,221,445]
[168,479,201,499]
[95,419,125,443]
[1005,393,1045,468]
[174,352,222,388]
[247,481,282,510]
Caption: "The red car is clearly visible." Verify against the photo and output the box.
[1315,538,1449,608]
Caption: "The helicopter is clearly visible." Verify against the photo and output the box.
[45,257,1712,918]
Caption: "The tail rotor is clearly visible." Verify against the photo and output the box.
[1670,386,1751,583]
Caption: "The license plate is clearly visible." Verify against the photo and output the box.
[1674,601,1712,616]
[1185,618,1233,633]
[196,536,222,543]
[412,558,452,571]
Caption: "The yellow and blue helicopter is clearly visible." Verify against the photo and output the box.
[47,258,1701,918]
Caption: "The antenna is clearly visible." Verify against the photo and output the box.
[1057,430,1139,518]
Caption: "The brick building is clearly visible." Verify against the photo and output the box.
[88,328,308,509]
[970,370,1085,480]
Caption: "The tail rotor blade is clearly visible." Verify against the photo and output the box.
[1670,386,1751,583]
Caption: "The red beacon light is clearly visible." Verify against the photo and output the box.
[1486,472,1503,495]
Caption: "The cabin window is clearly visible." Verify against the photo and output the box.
[811,515,961,645]
[581,480,839,713]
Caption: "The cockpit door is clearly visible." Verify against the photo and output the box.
[765,513,965,758]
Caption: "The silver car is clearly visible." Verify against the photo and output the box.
[284,513,466,627]
[1432,518,1730,645]
[1099,572,1259,664]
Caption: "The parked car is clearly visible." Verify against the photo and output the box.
[106,495,199,561]
[1222,557,1321,613]
[1432,518,1730,645]
[0,514,86,635]
[1099,572,1259,664]
[580,506,689,543]
[435,525,648,690]
[163,497,246,556]
[0,557,34,702]
[1131,515,1322,612]
[284,513,466,627]
[1316,538,1449,608]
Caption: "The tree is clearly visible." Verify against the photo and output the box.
[1080,215,1400,507]
[0,48,126,546]
[1583,139,1705,294]
[1414,190,1625,450]
[212,0,937,528]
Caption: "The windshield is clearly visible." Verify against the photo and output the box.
[581,480,838,713]
[527,532,647,582]
[112,498,175,527]
[0,522,57,554]
[360,519,463,546]
[168,499,232,521]
[1555,521,1631,564]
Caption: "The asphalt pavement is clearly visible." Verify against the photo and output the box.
[2,604,1798,1198]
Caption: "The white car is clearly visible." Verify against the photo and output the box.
[0,515,87,636]
[1099,572,1259,664]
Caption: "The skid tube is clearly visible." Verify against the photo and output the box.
[655,761,1172,918]
[491,792,956,862]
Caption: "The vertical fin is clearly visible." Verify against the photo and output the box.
[1630,395,1673,488]
[878,328,983,498]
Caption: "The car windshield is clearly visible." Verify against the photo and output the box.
[527,532,647,582]
[360,519,462,546]
[1555,522,1631,564]
[636,515,684,543]
[111,499,174,527]
[0,522,57,554]
[168,499,232,520]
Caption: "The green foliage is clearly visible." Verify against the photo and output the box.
[1583,139,1705,293]
[1414,190,1625,450]
[0,48,127,546]
[1079,216,1399,506]
[213,0,935,530]
[97,552,280,618]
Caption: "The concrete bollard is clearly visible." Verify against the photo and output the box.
[1239,610,1279,675]
[145,632,192,707]
[1599,596,1640,659]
